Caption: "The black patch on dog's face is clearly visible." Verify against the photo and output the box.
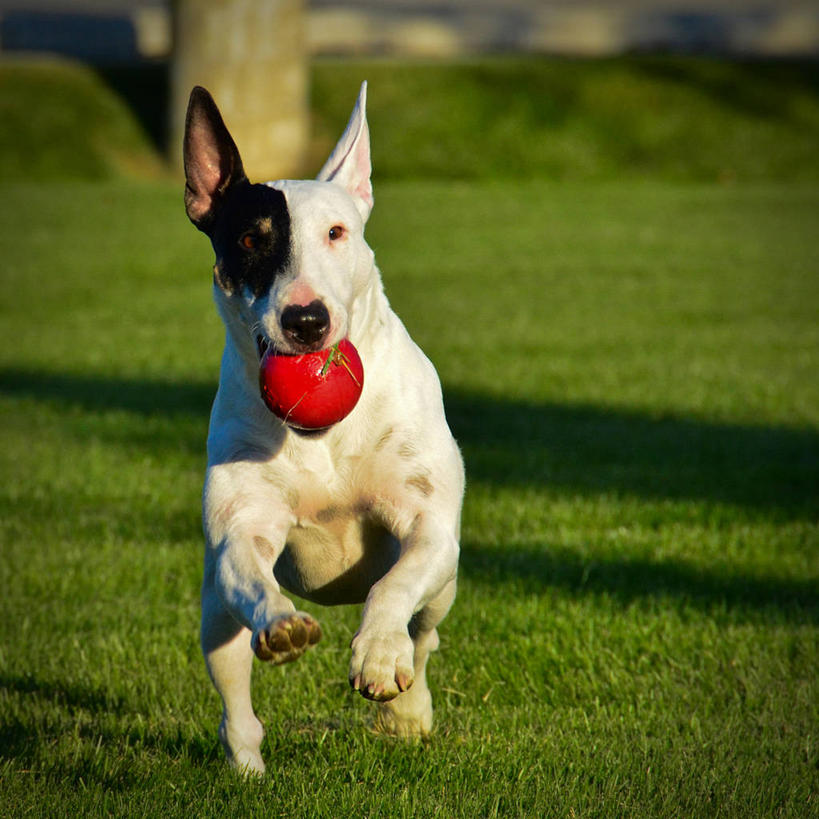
[208,182,291,298]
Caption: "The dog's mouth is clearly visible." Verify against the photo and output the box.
[255,334,334,359]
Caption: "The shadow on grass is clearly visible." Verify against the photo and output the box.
[444,391,818,520]
[0,367,215,418]
[0,673,125,715]
[460,542,819,625]
[632,57,819,126]
[2,367,817,520]
[0,671,220,773]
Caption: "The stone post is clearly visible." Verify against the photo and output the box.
[171,0,307,181]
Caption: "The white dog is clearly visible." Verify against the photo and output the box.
[183,82,464,774]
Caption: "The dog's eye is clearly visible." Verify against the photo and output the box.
[240,232,257,250]
[328,225,345,242]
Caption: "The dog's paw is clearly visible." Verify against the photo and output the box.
[252,613,322,664]
[219,714,266,776]
[374,694,433,738]
[349,629,415,701]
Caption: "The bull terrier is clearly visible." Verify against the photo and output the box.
[183,82,464,774]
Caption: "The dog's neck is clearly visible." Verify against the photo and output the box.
[347,265,390,353]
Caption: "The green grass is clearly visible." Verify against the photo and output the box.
[3,56,819,182]
[1,55,818,817]
[0,177,817,817]
[0,58,163,181]
[311,57,819,182]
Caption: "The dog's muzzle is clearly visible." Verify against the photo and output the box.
[280,300,331,350]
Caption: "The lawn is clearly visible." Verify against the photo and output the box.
[1,58,818,817]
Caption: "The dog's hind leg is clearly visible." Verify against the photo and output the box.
[201,580,266,775]
[374,577,456,737]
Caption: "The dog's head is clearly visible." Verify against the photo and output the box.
[183,83,375,357]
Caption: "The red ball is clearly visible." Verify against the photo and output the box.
[259,339,364,430]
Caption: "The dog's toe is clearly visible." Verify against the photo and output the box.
[253,613,322,664]
[349,629,415,701]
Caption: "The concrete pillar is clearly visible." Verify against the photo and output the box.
[171,0,307,181]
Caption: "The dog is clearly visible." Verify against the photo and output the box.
[183,82,464,774]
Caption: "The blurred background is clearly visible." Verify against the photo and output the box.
[1,0,818,182]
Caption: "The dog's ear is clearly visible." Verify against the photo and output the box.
[316,81,373,223]
[183,86,247,232]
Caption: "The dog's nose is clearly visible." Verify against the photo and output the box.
[281,300,331,347]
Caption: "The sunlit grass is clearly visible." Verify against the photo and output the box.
[0,177,816,816]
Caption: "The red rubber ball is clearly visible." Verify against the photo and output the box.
[259,338,364,430]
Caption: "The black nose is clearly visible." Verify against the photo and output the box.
[280,300,330,347]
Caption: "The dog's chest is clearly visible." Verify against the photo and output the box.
[280,436,363,515]
[275,499,399,606]
[265,439,399,605]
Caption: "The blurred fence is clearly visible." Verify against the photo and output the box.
[1,1,818,62]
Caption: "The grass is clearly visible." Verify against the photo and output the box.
[310,57,819,182]
[0,58,163,181]
[3,57,819,182]
[1,177,816,817]
[1,56,818,816]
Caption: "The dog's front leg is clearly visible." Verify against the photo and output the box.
[350,510,458,703]
[201,475,320,774]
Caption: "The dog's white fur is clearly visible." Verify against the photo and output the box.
[194,83,464,774]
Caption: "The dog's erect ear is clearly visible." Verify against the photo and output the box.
[183,86,247,232]
[316,81,373,223]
